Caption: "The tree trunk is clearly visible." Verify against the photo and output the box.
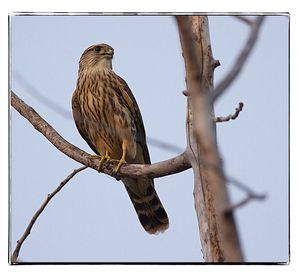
[178,15,244,262]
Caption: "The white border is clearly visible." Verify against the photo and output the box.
[2,1,299,277]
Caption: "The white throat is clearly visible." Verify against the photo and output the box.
[97,58,113,70]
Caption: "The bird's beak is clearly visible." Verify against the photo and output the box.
[105,49,114,59]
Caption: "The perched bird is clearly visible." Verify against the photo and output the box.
[72,43,169,234]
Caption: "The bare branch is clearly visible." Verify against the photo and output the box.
[11,166,87,264]
[235,16,254,26]
[195,153,266,213]
[213,16,265,101]
[11,91,191,180]
[227,175,266,198]
[195,152,267,205]
[13,71,72,119]
[147,137,183,154]
[121,153,190,179]
[215,102,244,123]
[225,193,266,214]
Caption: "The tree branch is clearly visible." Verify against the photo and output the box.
[225,177,267,213]
[11,166,87,264]
[13,71,72,119]
[212,16,265,101]
[235,16,253,26]
[147,137,183,154]
[215,102,244,123]
[11,91,191,180]
[225,193,266,214]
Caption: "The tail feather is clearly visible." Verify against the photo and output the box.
[122,177,169,234]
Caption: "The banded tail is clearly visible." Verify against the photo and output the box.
[122,177,169,234]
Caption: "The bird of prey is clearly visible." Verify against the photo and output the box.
[72,43,169,234]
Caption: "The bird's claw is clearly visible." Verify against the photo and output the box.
[114,157,126,174]
[91,151,111,172]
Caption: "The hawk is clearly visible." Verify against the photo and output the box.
[72,43,169,234]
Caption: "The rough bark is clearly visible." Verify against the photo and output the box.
[177,15,243,262]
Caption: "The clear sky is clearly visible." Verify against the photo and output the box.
[10,14,288,263]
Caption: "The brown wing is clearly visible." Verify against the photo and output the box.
[114,75,151,164]
[114,77,169,234]
[72,90,99,155]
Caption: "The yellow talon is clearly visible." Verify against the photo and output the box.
[97,156,106,172]
[115,151,126,173]
[92,150,110,172]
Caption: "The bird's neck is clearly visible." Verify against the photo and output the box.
[98,58,113,70]
[79,59,113,77]
[77,60,113,89]
[79,57,113,74]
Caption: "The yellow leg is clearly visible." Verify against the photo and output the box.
[115,148,126,173]
[91,150,110,172]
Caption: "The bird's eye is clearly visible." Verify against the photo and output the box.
[94,46,101,52]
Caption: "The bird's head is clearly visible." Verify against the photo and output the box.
[79,43,114,72]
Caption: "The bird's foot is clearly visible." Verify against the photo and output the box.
[91,151,111,172]
[114,156,126,174]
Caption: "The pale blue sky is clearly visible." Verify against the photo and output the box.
[10,15,289,262]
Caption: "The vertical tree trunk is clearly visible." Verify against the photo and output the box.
[178,16,243,262]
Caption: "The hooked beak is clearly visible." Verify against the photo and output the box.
[104,49,114,59]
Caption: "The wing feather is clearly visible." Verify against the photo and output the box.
[72,90,100,155]
[114,75,151,164]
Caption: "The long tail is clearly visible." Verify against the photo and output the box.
[122,177,169,234]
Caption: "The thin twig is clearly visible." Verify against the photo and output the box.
[235,16,254,26]
[197,155,267,211]
[13,71,72,119]
[147,137,183,154]
[11,166,87,264]
[215,102,244,123]
[227,175,267,199]
[213,16,265,101]
[224,193,266,215]
[199,155,267,201]
[224,175,267,214]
